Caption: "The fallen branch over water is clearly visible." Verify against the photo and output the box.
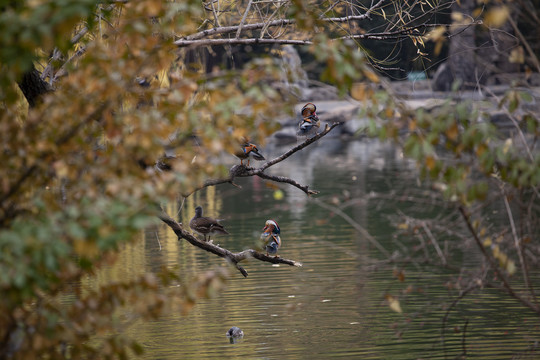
[159,212,302,278]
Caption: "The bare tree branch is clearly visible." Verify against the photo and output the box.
[260,122,341,171]
[459,206,540,313]
[158,212,302,278]
[502,186,538,307]
[310,197,390,257]
[178,1,428,47]
[256,172,318,195]
[236,0,253,39]
[175,37,313,47]
[182,122,342,197]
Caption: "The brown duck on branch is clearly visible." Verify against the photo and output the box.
[189,206,229,242]
[235,142,265,167]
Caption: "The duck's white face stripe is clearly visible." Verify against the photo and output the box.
[265,220,279,232]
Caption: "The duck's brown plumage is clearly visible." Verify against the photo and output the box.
[297,103,320,137]
[235,143,265,166]
[301,103,316,117]
[189,206,229,241]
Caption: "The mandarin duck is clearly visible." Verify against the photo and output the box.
[260,220,281,256]
[189,206,229,242]
[235,143,266,166]
[297,102,320,137]
[226,326,244,338]
[226,326,244,344]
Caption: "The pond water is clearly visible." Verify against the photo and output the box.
[88,136,540,359]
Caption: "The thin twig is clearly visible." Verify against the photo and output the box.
[481,86,535,162]
[258,123,341,171]
[256,172,318,195]
[175,37,312,47]
[458,206,540,313]
[183,11,385,42]
[441,284,479,359]
[502,188,537,306]
[182,122,341,197]
[310,197,390,257]
[155,231,162,251]
[461,318,469,358]
[507,15,540,73]
[236,0,253,39]
[421,221,447,266]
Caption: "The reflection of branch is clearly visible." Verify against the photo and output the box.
[441,284,478,358]
[459,206,540,313]
[182,122,341,197]
[502,187,538,306]
[310,197,390,257]
[159,212,302,278]
[421,221,446,266]
[461,319,469,358]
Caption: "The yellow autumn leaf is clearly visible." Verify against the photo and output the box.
[157,69,170,88]
[425,155,436,170]
[446,123,459,141]
[397,223,409,230]
[497,252,508,266]
[363,69,380,83]
[484,6,510,28]
[53,160,70,178]
[479,227,487,237]
[509,47,524,64]
[386,294,403,314]
[506,260,517,275]
[273,189,284,200]
[351,83,367,101]
[451,12,464,22]
[476,143,487,156]
[74,239,99,258]
[503,138,512,154]
[492,244,500,258]
[434,40,444,56]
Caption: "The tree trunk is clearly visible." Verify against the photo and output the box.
[17,65,51,107]
[448,0,478,89]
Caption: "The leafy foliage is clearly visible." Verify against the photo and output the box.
[1,0,538,357]
[0,0,376,357]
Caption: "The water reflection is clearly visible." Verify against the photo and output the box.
[88,137,540,359]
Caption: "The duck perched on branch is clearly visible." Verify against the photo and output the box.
[189,206,229,242]
[235,142,265,166]
[260,220,281,256]
[297,102,320,137]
